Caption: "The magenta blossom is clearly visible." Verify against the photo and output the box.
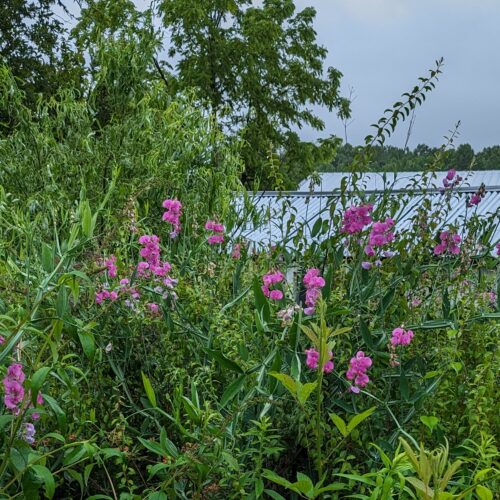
[162,199,183,238]
[391,327,414,346]
[441,169,462,193]
[434,230,461,256]
[341,204,373,234]
[305,348,334,373]
[231,243,242,260]
[346,351,373,393]
[205,220,225,245]
[303,268,325,315]
[262,271,285,300]
[106,255,117,277]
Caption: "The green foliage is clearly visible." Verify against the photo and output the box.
[0,12,498,497]
[0,0,83,110]
[158,0,350,188]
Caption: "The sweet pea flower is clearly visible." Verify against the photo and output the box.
[261,270,285,300]
[305,348,334,373]
[391,327,414,346]
[341,204,373,234]
[205,220,225,245]
[346,351,373,393]
[303,268,325,315]
[434,230,461,256]
[162,199,182,238]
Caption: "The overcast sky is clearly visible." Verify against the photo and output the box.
[292,0,500,150]
[62,0,500,150]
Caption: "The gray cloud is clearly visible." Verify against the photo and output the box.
[294,0,500,149]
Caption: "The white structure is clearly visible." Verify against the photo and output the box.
[239,171,500,250]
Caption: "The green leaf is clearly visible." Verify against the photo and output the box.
[0,414,14,431]
[347,406,376,434]
[268,372,298,397]
[30,366,50,404]
[220,374,247,408]
[147,493,169,500]
[420,415,439,432]
[31,464,55,499]
[141,372,157,408]
[264,490,287,500]
[329,413,348,437]
[476,485,493,500]
[78,331,95,360]
[297,381,317,406]
[81,201,93,238]
[43,394,67,433]
[138,438,165,457]
[205,349,244,373]
[262,469,294,489]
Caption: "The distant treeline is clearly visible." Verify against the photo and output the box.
[323,143,500,172]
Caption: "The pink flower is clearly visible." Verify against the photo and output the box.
[207,234,224,245]
[302,268,325,315]
[0,335,4,345]
[205,220,225,245]
[434,229,461,256]
[148,303,160,314]
[346,351,372,393]
[305,348,319,369]
[391,327,414,346]
[3,363,26,412]
[341,204,373,234]
[446,169,456,181]
[231,243,242,260]
[103,255,117,278]
[162,199,182,238]
[496,242,500,256]
[367,218,395,249]
[305,348,334,373]
[262,270,285,300]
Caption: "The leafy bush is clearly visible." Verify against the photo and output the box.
[0,41,498,500]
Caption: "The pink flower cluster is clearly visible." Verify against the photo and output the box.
[303,268,325,315]
[496,242,500,255]
[2,363,44,443]
[103,255,117,278]
[364,218,395,256]
[434,230,461,256]
[138,235,172,277]
[95,289,119,304]
[346,351,373,393]
[162,199,183,238]
[440,169,463,194]
[205,220,225,245]
[341,204,373,234]
[231,243,241,260]
[3,363,25,412]
[305,348,334,373]
[467,184,486,207]
[262,270,285,300]
[391,327,414,346]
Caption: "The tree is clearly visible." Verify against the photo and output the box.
[158,0,350,188]
[0,0,82,109]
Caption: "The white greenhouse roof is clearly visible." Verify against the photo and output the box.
[238,171,500,250]
[298,170,500,193]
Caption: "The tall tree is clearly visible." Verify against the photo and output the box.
[0,0,82,108]
[158,0,350,188]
